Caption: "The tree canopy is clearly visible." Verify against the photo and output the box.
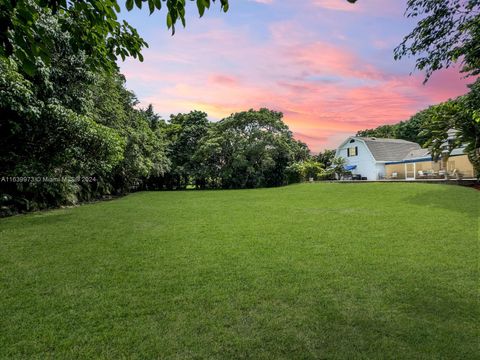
[356,111,431,145]
[394,0,480,81]
[420,79,480,176]
[193,109,309,189]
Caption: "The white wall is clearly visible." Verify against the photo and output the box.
[336,138,383,180]
[375,163,386,179]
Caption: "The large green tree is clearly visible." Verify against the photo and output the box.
[0,56,125,210]
[395,0,480,81]
[394,0,480,177]
[357,125,396,140]
[164,111,210,189]
[420,79,480,177]
[194,109,309,189]
[315,149,336,168]
[0,12,170,213]
[356,111,431,145]
[90,73,170,193]
[0,13,128,210]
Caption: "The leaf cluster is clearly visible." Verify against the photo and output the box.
[394,0,480,81]
[0,0,229,75]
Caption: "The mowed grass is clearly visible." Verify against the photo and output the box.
[0,183,479,359]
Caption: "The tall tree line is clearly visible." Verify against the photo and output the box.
[0,11,312,215]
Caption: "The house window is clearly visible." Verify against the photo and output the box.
[347,146,358,157]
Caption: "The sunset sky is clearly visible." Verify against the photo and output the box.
[119,0,473,152]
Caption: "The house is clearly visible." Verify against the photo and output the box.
[335,136,475,180]
[384,146,475,180]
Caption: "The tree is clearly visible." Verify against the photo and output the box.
[356,112,430,145]
[89,73,170,193]
[164,111,210,189]
[0,0,229,75]
[286,160,324,183]
[394,110,432,145]
[142,104,165,130]
[357,125,396,139]
[394,0,480,82]
[0,13,170,212]
[0,57,125,211]
[194,109,308,189]
[315,149,336,168]
[420,79,480,177]
[331,157,349,179]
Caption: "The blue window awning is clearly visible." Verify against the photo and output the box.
[344,165,357,171]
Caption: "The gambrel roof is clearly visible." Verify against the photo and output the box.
[355,137,421,162]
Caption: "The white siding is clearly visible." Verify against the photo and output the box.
[375,163,386,179]
[336,138,384,180]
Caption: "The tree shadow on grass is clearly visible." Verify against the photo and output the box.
[0,210,74,232]
[403,186,479,218]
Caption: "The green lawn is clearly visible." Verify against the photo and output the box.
[0,183,478,359]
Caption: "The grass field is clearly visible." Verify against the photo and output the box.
[0,183,478,359]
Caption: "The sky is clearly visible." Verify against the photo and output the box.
[119,0,473,152]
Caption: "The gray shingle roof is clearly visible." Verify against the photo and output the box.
[450,146,466,156]
[403,148,431,160]
[357,137,421,161]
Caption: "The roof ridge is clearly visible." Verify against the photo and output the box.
[356,136,418,144]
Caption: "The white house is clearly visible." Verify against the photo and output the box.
[335,137,422,180]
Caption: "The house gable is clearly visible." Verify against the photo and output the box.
[336,137,381,179]
[335,137,377,163]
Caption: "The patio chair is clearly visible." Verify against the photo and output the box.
[391,172,398,179]
[417,170,426,179]
[452,169,463,180]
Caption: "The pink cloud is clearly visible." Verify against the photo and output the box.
[120,13,473,152]
[209,74,239,86]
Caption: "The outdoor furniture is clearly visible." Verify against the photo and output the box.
[423,170,433,179]
[391,172,398,179]
[451,169,463,180]
[417,170,426,179]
